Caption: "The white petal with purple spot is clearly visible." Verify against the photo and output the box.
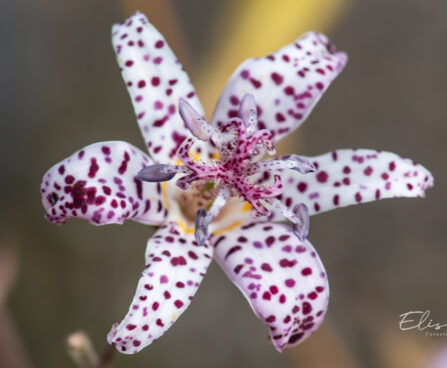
[41,141,167,225]
[108,221,213,353]
[271,149,434,217]
[212,222,328,352]
[211,32,347,144]
[112,12,213,164]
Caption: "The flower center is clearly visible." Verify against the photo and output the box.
[138,94,314,245]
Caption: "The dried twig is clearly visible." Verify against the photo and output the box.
[66,331,116,368]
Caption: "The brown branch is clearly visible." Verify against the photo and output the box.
[97,343,116,368]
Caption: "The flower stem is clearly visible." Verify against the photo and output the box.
[66,331,117,368]
[66,331,99,368]
[97,343,116,368]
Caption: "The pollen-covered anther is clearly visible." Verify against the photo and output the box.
[266,199,310,241]
[178,99,212,141]
[194,208,208,246]
[194,185,230,245]
[292,203,310,241]
[137,164,190,182]
[279,154,317,174]
[179,99,227,155]
[238,93,257,136]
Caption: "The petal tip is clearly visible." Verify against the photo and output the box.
[273,341,284,353]
[107,323,119,345]
[336,51,349,69]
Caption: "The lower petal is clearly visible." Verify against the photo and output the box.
[273,149,433,217]
[108,221,213,353]
[212,222,329,352]
[41,141,168,226]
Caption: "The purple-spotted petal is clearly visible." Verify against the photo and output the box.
[212,222,329,352]
[41,141,167,226]
[212,32,347,143]
[272,149,433,217]
[107,221,212,353]
[112,12,211,163]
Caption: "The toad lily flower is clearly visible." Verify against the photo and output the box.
[40,12,433,354]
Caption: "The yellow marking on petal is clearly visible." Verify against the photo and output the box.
[175,158,182,166]
[212,221,242,235]
[242,201,252,212]
[189,152,201,162]
[212,151,220,160]
[161,181,169,210]
[177,220,195,234]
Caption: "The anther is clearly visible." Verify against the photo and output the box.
[137,164,189,182]
[194,186,231,245]
[239,94,257,136]
[179,98,227,158]
[179,99,212,141]
[278,154,316,174]
[292,203,310,242]
[194,208,209,246]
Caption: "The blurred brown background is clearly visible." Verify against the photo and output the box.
[0,0,446,367]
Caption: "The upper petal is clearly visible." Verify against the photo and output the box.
[107,221,213,353]
[212,222,329,352]
[41,141,167,226]
[211,32,347,143]
[112,12,210,164]
[270,149,433,217]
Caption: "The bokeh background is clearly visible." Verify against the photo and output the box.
[1,0,446,367]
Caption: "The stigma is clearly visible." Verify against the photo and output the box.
[137,94,314,245]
